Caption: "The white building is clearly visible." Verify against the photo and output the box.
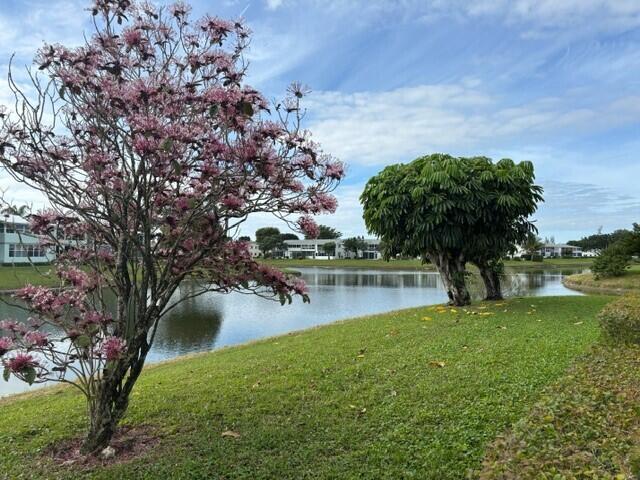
[248,237,382,260]
[247,241,262,258]
[0,219,55,264]
[538,243,583,258]
[283,238,381,260]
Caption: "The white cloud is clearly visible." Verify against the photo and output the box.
[536,179,640,239]
[265,0,284,10]
[303,83,640,167]
[257,0,640,35]
[0,0,87,58]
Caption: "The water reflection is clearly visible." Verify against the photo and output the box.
[152,296,223,358]
[0,267,584,396]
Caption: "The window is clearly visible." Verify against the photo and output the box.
[4,223,31,234]
[8,244,46,258]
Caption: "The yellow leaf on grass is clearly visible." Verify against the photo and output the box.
[422,316,433,321]
[221,430,241,439]
[429,361,446,368]
[574,321,583,325]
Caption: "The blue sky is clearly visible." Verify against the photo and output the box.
[1,0,639,241]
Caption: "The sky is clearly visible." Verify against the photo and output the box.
[0,0,639,242]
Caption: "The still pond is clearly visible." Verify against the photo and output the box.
[0,267,583,397]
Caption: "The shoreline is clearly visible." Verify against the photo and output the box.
[562,278,637,296]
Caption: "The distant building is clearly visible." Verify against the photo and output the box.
[247,241,262,258]
[580,249,600,258]
[0,219,55,264]
[248,237,382,260]
[538,243,583,258]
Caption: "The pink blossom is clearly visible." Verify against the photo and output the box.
[28,210,59,234]
[15,285,85,316]
[175,196,190,212]
[101,336,127,361]
[170,1,191,18]
[292,278,308,295]
[83,311,112,326]
[24,331,49,347]
[297,216,319,239]
[0,320,28,335]
[59,267,94,290]
[222,194,244,210]
[325,161,345,180]
[0,337,13,356]
[315,192,338,213]
[123,28,143,47]
[5,353,39,373]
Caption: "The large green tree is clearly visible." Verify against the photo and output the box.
[322,241,337,258]
[308,224,342,239]
[361,154,542,305]
[342,237,368,258]
[463,156,543,299]
[255,227,284,256]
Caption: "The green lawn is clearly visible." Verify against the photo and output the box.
[0,296,611,479]
[564,265,640,295]
[0,264,59,290]
[262,257,593,271]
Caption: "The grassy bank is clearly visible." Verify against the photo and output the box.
[262,257,594,271]
[0,296,611,479]
[564,265,640,295]
[480,343,640,478]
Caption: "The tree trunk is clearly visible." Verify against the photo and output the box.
[429,252,471,306]
[478,265,503,300]
[80,343,149,454]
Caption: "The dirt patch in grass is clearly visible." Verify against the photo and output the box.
[43,424,160,470]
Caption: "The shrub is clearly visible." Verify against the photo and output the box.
[591,244,631,279]
[598,295,640,344]
[520,254,543,261]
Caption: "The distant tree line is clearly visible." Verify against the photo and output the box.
[590,223,640,278]
[567,227,634,251]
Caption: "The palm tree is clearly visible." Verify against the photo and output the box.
[1,205,29,218]
[522,232,543,259]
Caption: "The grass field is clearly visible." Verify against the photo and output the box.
[0,296,611,479]
[564,264,640,294]
[0,264,59,290]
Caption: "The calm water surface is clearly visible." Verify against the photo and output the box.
[0,267,583,397]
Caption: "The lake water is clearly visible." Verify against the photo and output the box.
[0,267,584,397]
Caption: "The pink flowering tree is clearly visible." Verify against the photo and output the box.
[0,0,343,454]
